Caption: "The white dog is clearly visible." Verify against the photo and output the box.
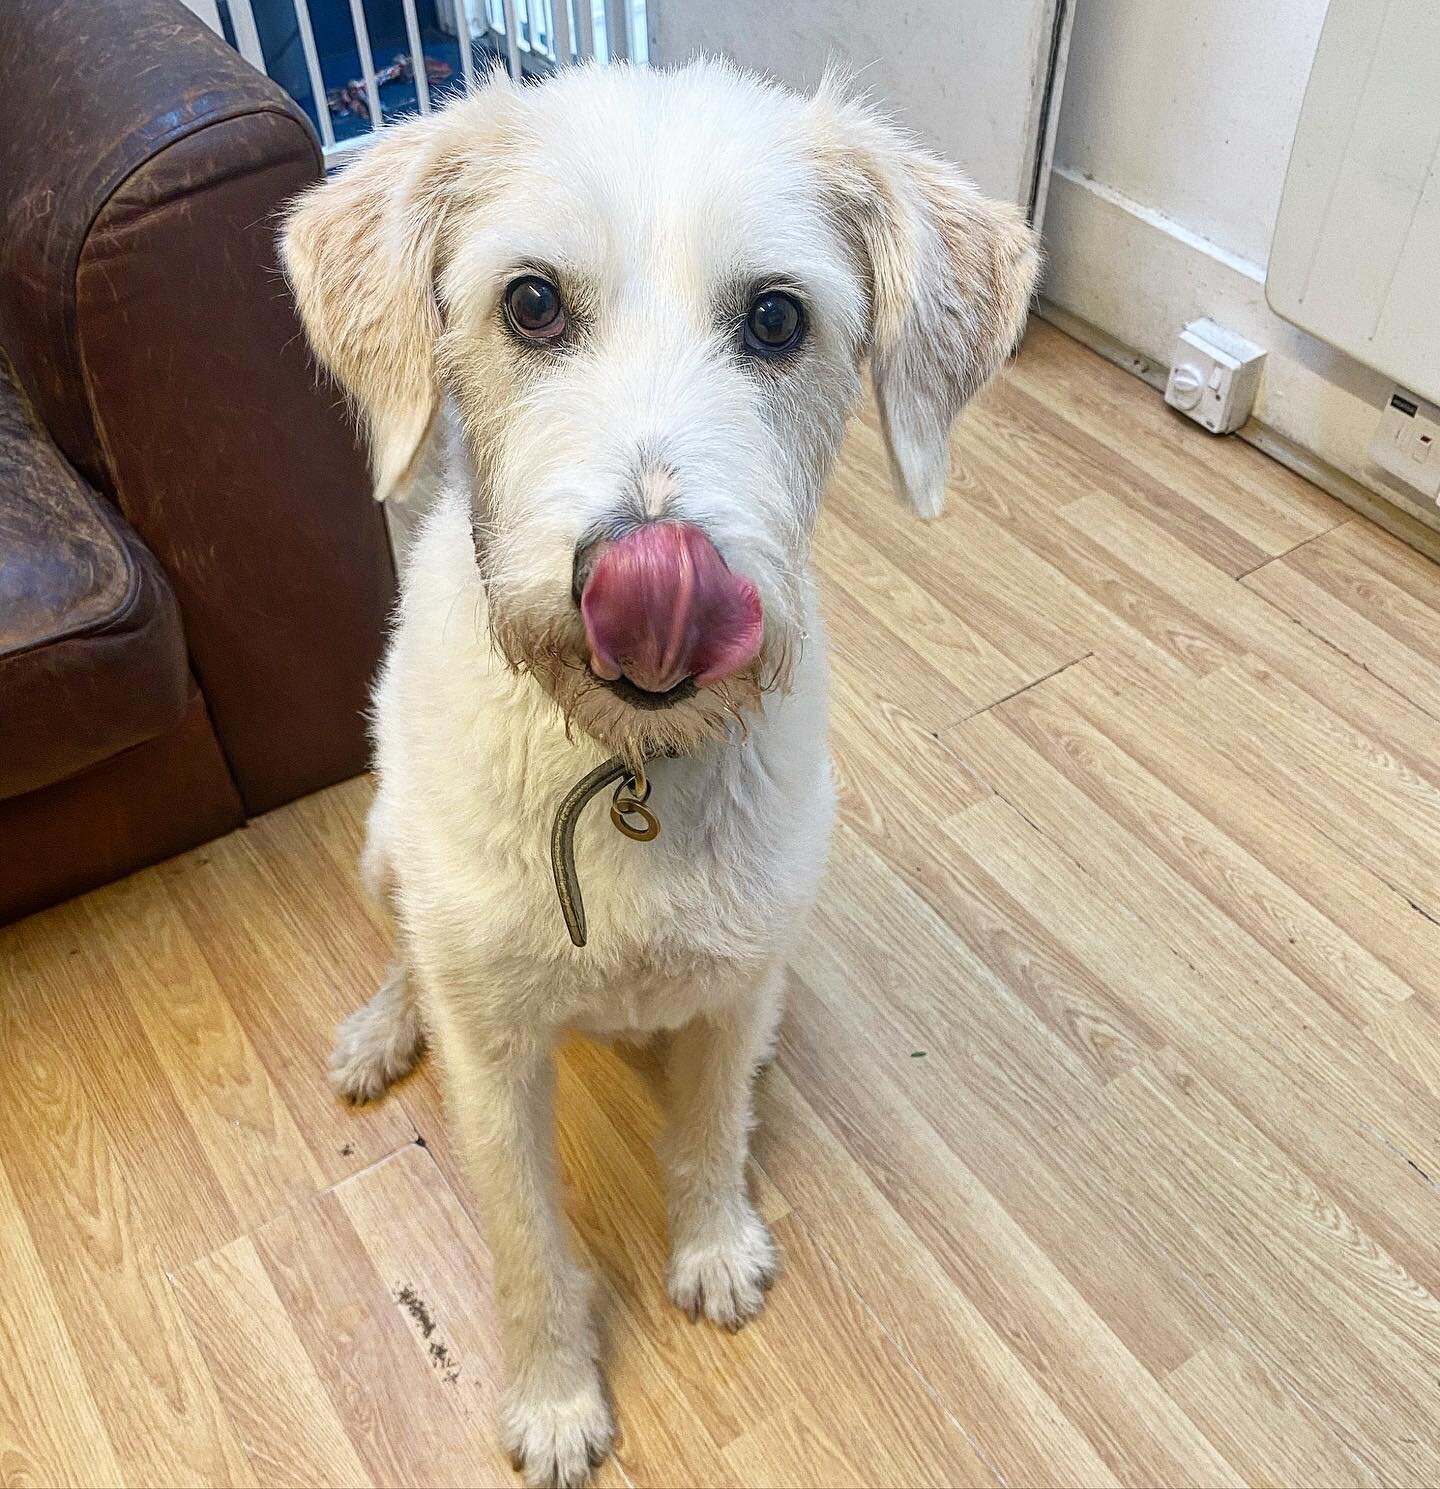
[282,59,1036,1488]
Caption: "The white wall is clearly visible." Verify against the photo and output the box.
[649,0,1064,206]
[1042,0,1425,525]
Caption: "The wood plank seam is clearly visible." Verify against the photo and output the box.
[1231,517,1359,580]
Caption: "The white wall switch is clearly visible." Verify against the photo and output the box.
[1369,388,1440,503]
[1164,319,1266,434]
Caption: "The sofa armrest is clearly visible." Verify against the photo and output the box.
[0,0,395,814]
[78,108,395,812]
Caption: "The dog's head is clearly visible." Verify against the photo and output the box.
[282,62,1038,760]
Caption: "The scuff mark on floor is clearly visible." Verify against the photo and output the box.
[396,1284,436,1338]
[397,1286,462,1384]
[429,1340,461,1385]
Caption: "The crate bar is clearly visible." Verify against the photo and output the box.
[602,0,628,60]
[575,0,595,60]
[227,0,266,70]
[550,0,571,65]
[291,0,336,147]
[453,0,478,90]
[346,0,383,127]
[323,133,373,164]
[400,0,432,112]
[183,0,224,33]
[500,0,523,77]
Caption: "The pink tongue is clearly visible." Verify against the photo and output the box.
[581,523,764,694]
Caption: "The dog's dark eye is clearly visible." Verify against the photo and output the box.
[504,276,566,341]
[742,291,805,357]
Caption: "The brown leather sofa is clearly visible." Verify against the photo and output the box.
[0,0,395,924]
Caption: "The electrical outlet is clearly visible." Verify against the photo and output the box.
[1164,319,1265,434]
[1369,388,1440,503]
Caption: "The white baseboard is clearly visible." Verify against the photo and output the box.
[1037,298,1440,565]
[1039,166,1440,540]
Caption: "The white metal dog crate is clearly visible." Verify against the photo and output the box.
[184,0,646,160]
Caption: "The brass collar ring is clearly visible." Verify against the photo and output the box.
[551,755,660,947]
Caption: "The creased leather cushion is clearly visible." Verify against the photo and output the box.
[0,354,190,801]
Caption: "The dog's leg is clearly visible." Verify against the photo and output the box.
[663,963,783,1329]
[329,959,425,1103]
[440,1019,612,1489]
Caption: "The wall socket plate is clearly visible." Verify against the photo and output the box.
[1164,319,1266,434]
[1369,388,1440,503]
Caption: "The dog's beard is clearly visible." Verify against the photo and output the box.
[489,607,791,770]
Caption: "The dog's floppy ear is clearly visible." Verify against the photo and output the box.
[808,85,1041,518]
[280,83,509,504]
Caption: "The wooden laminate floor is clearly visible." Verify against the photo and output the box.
[5,321,1440,1488]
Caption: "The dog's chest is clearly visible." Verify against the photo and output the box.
[535,746,821,957]
[556,773,818,1029]
[413,731,832,1031]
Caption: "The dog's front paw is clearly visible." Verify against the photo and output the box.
[328,972,423,1105]
[501,1372,614,1488]
[668,1202,778,1331]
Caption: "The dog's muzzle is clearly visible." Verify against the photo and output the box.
[577,522,764,697]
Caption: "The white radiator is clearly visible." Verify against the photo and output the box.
[1267,0,1440,406]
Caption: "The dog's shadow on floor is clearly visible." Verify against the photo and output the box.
[608,1030,671,1094]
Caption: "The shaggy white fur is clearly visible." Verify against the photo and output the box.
[283,59,1037,1488]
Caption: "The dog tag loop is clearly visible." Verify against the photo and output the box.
[609,768,658,841]
[551,755,660,947]
[610,797,659,840]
